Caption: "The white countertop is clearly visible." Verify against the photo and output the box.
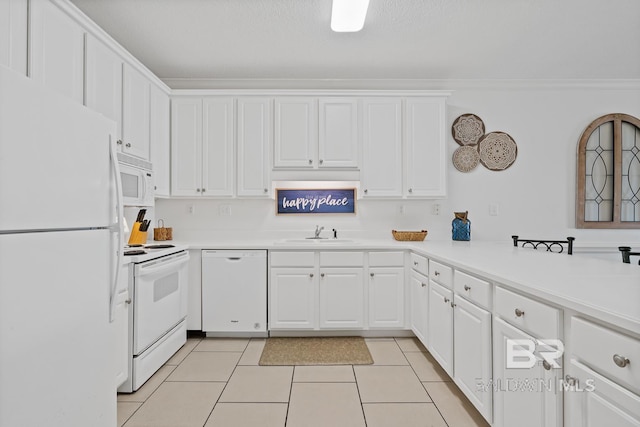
[182,237,640,334]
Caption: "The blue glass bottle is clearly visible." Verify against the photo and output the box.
[452,211,470,241]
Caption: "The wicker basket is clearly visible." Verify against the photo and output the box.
[392,230,428,241]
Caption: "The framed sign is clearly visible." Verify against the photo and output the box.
[276,188,357,214]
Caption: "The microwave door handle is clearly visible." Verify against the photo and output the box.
[109,136,125,323]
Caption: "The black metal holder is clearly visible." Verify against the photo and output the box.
[618,246,640,264]
[512,235,575,255]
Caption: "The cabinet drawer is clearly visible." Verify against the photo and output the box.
[572,317,640,393]
[454,270,492,309]
[494,286,560,339]
[410,253,428,275]
[320,251,364,267]
[369,251,404,267]
[270,251,315,267]
[429,260,453,289]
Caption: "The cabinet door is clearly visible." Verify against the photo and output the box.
[30,0,84,103]
[237,97,271,196]
[202,97,234,196]
[0,0,27,74]
[171,98,203,196]
[566,360,640,427]
[274,97,317,168]
[270,268,317,329]
[113,288,130,389]
[453,296,492,424]
[428,280,453,375]
[410,271,429,346]
[369,267,404,328]
[318,98,358,168]
[361,98,402,197]
[404,97,447,197]
[493,318,562,427]
[319,268,364,329]
[85,34,123,140]
[122,64,150,159]
[150,85,170,197]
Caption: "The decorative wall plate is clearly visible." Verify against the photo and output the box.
[452,114,485,146]
[452,146,480,172]
[478,131,517,171]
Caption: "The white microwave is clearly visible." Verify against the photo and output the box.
[118,153,154,207]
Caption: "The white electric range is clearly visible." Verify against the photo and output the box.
[118,243,190,393]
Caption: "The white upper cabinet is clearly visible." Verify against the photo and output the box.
[171,97,234,197]
[318,98,359,168]
[273,97,359,170]
[122,64,150,160]
[85,34,123,139]
[29,0,85,103]
[273,97,317,168]
[0,0,27,75]
[361,98,403,197]
[404,97,447,198]
[150,85,171,197]
[237,97,271,197]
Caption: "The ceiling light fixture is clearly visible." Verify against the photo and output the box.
[331,0,370,32]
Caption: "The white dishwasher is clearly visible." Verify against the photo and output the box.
[201,250,267,336]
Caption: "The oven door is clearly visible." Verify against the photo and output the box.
[133,251,189,355]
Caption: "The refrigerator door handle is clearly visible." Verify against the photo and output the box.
[109,135,125,323]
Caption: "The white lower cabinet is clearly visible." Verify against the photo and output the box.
[410,270,429,344]
[493,316,562,427]
[319,268,364,328]
[368,267,404,328]
[453,295,492,423]
[269,267,317,329]
[428,280,454,375]
[113,263,130,389]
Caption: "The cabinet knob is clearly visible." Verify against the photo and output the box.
[263,188,268,193]
[320,273,325,278]
[319,159,324,165]
[125,142,131,148]
[408,188,413,193]
[364,189,368,194]
[542,360,552,371]
[444,297,450,303]
[196,188,201,193]
[309,273,314,278]
[202,188,206,193]
[451,301,456,308]
[125,298,131,304]
[613,354,630,368]
[434,271,440,276]
[413,261,419,266]
[370,273,374,277]
[464,285,471,291]
[308,159,313,165]
[421,282,427,287]
[515,308,525,317]
[564,375,577,387]
[116,139,123,145]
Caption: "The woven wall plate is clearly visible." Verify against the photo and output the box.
[452,114,485,146]
[452,146,480,172]
[478,131,517,171]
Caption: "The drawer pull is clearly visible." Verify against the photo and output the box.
[370,273,374,277]
[434,271,440,276]
[421,282,427,287]
[320,273,325,278]
[613,354,630,368]
[309,273,314,278]
[444,297,450,303]
[542,360,551,371]
[414,261,419,266]
[565,375,577,387]
[515,308,525,317]
[464,285,471,291]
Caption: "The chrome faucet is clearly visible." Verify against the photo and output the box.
[314,225,324,238]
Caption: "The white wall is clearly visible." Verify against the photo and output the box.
[156,83,640,249]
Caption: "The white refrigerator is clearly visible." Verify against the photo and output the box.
[0,66,120,426]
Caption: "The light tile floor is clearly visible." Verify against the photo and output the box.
[118,336,490,427]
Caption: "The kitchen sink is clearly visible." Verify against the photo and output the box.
[275,238,356,245]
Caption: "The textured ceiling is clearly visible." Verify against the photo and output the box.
[70,0,640,87]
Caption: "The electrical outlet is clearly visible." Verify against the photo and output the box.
[432,203,440,215]
[489,203,499,216]
[399,205,405,215]
[219,204,231,216]
[187,204,195,214]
